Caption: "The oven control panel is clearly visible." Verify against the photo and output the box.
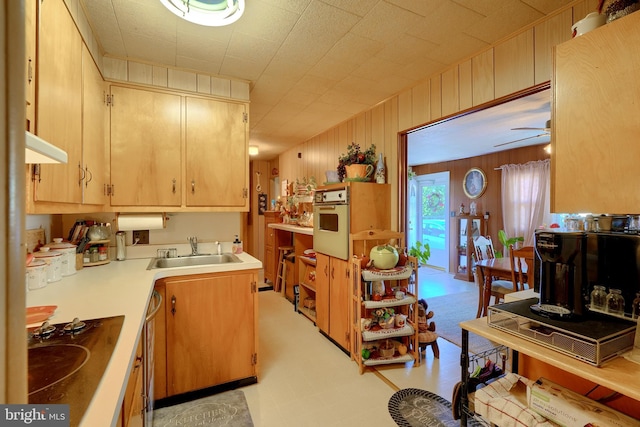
[314,188,349,205]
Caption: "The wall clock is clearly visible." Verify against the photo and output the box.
[463,167,487,199]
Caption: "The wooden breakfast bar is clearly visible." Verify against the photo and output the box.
[267,222,313,302]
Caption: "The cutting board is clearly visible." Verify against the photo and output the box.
[26,228,46,253]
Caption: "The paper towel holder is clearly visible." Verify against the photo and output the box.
[115,213,168,231]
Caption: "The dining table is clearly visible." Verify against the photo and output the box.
[475,257,527,317]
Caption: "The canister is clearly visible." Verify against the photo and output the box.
[43,238,77,276]
[33,248,63,283]
[26,260,48,290]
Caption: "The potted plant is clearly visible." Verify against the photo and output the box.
[337,143,376,182]
[498,230,524,256]
[409,241,431,266]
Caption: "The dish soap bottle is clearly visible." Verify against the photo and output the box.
[232,235,243,254]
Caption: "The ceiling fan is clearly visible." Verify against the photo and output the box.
[493,119,551,147]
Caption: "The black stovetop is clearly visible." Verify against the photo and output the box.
[28,315,124,426]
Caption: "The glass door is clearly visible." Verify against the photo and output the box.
[408,171,449,271]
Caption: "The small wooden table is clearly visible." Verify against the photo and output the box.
[475,258,527,317]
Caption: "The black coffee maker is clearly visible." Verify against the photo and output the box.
[532,230,587,319]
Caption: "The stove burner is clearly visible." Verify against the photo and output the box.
[63,317,87,333]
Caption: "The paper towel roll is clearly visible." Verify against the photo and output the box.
[117,214,165,231]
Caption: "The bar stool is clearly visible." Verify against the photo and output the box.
[275,246,294,294]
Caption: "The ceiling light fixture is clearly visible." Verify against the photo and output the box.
[159,0,245,27]
[248,145,259,156]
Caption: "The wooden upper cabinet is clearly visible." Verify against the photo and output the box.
[35,0,83,204]
[185,97,248,208]
[472,48,494,106]
[441,66,460,117]
[534,9,573,85]
[25,0,36,132]
[552,12,640,213]
[494,29,534,98]
[109,85,182,206]
[81,45,108,206]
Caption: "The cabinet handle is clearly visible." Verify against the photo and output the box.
[84,167,93,187]
[172,178,176,194]
[331,266,335,280]
[324,265,328,276]
[171,295,176,316]
[191,180,195,194]
[28,57,33,84]
[78,163,85,187]
[111,184,115,197]
[133,355,143,370]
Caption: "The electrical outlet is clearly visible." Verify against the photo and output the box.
[132,230,149,244]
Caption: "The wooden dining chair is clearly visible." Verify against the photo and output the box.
[510,245,534,291]
[473,235,496,262]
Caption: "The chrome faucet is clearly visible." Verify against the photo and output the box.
[215,241,222,255]
[188,236,198,255]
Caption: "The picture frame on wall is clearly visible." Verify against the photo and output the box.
[463,167,487,199]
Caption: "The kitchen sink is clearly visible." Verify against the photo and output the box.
[147,253,242,269]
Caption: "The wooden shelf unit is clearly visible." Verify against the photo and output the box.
[454,215,485,282]
[83,239,110,267]
[298,255,317,323]
[350,229,420,374]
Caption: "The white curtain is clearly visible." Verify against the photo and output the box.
[500,159,551,247]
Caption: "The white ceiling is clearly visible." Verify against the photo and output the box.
[408,88,551,166]
[79,0,575,160]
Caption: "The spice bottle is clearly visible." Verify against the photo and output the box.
[590,285,607,311]
[606,288,625,316]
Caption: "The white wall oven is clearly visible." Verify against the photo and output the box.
[313,188,349,260]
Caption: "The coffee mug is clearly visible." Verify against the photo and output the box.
[395,314,406,328]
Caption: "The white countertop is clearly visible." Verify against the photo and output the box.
[26,247,261,427]
[268,222,314,235]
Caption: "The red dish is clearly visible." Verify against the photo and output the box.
[26,305,57,324]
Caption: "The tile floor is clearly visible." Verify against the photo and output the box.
[242,268,476,427]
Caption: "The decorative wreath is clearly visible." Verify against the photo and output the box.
[426,192,442,211]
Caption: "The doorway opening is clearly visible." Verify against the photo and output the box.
[407,171,450,272]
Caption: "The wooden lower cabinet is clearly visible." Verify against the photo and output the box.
[154,271,259,398]
[120,338,144,427]
[316,253,350,352]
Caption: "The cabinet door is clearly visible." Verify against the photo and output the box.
[552,12,640,213]
[25,0,36,132]
[329,257,350,351]
[316,253,330,333]
[81,45,108,205]
[110,86,181,206]
[35,0,83,203]
[165,273,255,396]
[185,97,248,207]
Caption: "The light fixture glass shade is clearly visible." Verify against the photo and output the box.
[248,145,259,156]
[159,0,245,26]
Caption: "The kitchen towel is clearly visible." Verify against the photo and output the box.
[116,213,165,231]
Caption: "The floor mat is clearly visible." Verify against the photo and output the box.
[388,388,482,427]
[153,389,254,427]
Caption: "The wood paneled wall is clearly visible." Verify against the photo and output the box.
[276,0,596,235]
[412,145,550,271]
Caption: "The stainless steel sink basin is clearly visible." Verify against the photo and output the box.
[147,253,242,269]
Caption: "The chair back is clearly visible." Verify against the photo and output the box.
[509,245,534,291]
[473,235,496,261]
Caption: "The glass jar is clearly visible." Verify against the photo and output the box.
[98,246,108,261]
[606,288,625,316]
[89,246,99,263]
[590,285,607,311]
[632,292,640,320]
